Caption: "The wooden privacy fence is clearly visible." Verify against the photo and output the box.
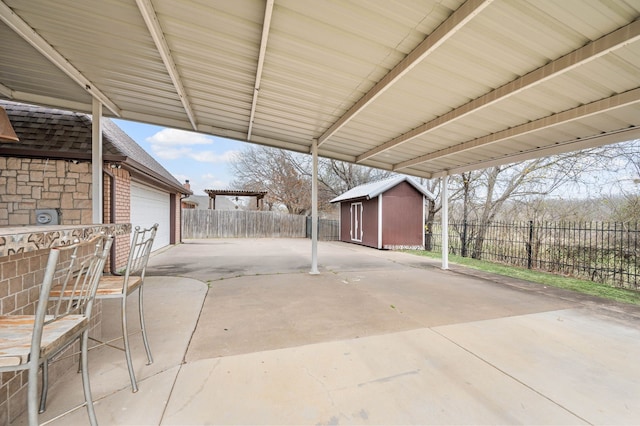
[182,210,338,240]
[183,210,306,238]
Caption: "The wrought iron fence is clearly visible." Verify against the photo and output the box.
[425,221,640,290]
[306,217,340,241]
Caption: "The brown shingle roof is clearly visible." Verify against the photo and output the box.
[0,100,188,194]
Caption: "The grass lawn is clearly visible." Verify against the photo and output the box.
[404,250,640,306]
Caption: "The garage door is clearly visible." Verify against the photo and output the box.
[130,182,170,252]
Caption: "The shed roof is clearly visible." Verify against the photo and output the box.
[1,1,639,180]
[0,100,189,194]
[330,175,434,203]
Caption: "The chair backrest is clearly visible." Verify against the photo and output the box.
[124,224,158,279]
[38,235,114,327]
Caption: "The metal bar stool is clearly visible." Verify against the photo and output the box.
[91,223,158,392]
[0,235,112,426]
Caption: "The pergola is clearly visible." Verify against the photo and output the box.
[1,0,639,271]
[204,189,268,210]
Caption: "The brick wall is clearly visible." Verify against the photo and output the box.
[0,246,103,424]
[0,157,92,226]
[108,167,132,271]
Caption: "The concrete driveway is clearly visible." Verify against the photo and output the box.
[22,238,640,425]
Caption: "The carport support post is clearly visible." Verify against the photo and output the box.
[441,175,449,270]
[92,98,103,224]
[310,139,319,274]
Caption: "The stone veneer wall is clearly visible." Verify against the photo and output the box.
[0,157,93,226]
[0,157,131,423]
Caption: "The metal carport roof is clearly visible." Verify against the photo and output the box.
[1,0,639,179]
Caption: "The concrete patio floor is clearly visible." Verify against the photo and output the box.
[15,238,640,425]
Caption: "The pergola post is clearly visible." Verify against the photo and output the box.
[92,98,103,224]
[441,175,449,270]
[310,139,319,274]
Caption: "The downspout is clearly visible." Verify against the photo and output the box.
[179,194,190,243]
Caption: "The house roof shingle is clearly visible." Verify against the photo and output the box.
[0,100,188,194]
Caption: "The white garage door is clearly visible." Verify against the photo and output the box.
[130,182,170,252]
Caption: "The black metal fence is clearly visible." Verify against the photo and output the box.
[425,221,640,290]
[305,217,340,241]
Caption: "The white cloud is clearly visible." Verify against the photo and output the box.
[146,129,241,166]
[146,128,212,146]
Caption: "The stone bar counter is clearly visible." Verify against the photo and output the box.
[0,223,131,257]
[0,223,131,421]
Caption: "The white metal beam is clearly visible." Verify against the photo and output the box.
[135,0,197,130]
[358,19,640,163]
[247,0,274,141]
[11,91,92,114]
[433,125,640,178]
[394,87,640,171]
[441,175,449,270]
[92,98,103,224]
[317,0,493,147]
[0,0,121,117]
[0,82,12,98]
[310,139,319,275]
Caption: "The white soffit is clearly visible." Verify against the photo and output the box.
[0,0,638,179]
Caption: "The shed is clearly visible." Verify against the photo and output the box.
[330,176,434,250]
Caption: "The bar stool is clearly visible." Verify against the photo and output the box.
[0,235,112,426]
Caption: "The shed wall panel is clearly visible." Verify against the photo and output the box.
[361,198,379,248]
[381,181,424,249]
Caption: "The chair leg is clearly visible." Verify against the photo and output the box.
[28,358,40,426]
[138,285,153,365]
[39,359,49,413]
[121,297,139,393]
[80,329,98,426]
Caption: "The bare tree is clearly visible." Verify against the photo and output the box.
[419,177,442,250]
[597,139,640,223]
[319,160,392,197]
[231,145,393,215]
[230,145,311,214]
[448,148,613,259]
[440,143,640,258]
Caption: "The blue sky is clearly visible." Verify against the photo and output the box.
[113,119,245,195]
[113,118,639,200]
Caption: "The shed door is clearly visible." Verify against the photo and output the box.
[350,202,363,242]
[130,181,170,252]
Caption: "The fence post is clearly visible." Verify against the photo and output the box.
[527,220,534,269]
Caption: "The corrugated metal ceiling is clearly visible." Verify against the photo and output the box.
[1,0,639,179]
